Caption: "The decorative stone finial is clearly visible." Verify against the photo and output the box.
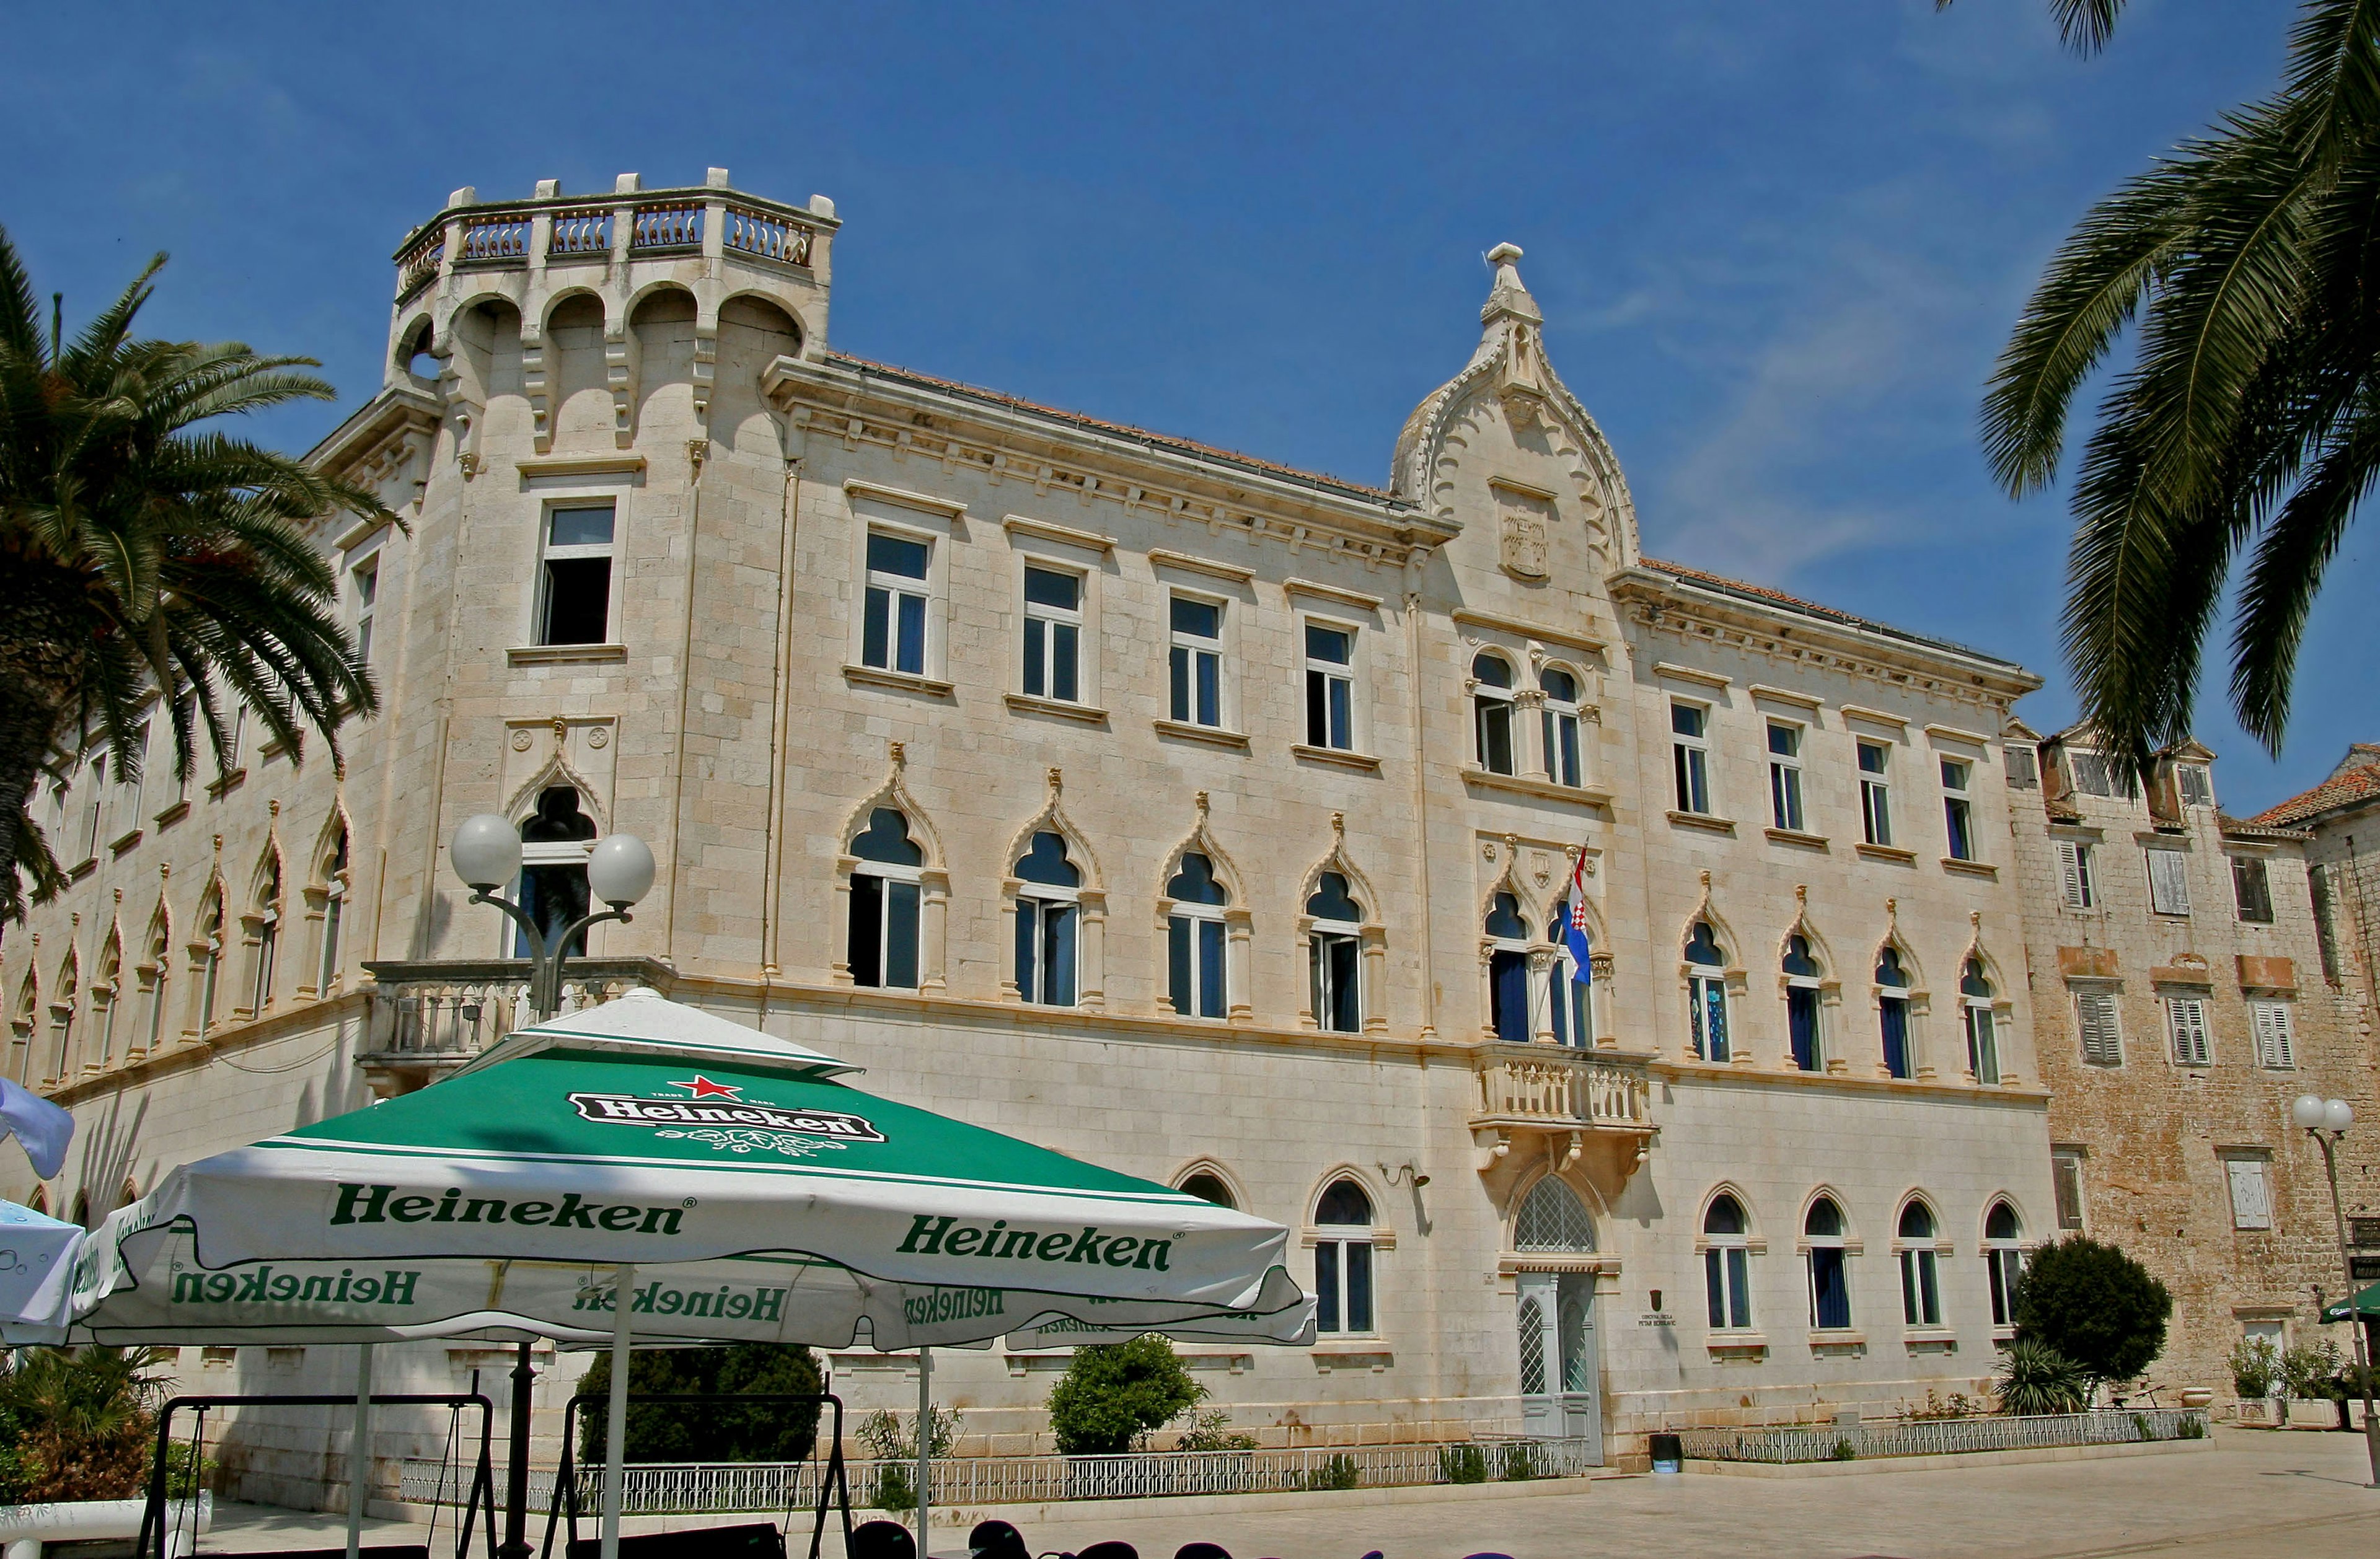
[1331,811,1346,841]
[1195,791,1209,817]
[1481,241,1541,328]
[1970,910,1983,931]
[888,740,905,769]
[1794,883,1807,907]
[268,798,280,818]
[1047,766,1062,799]
[686,438,710,478]
[1699,869,1712,889]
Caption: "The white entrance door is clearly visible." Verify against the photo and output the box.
[1517,1272,1602,1458]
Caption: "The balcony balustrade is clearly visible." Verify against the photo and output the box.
[358,957,674,1094]
[723,204,811,267]
[547,207,612,258]
[1470,1045,1654,1180]
[629,203,703,253]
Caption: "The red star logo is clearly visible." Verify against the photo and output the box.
[672,1075,742,1100]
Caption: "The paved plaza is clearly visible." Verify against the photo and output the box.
[200,1430,2380,1559]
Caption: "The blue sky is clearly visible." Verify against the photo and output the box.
[6,2,2368,814]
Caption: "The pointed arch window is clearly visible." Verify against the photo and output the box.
[1166,852,1228,1020]
[48,963,77,1082]
[1984,1200,2024,1328]
[849,807,923,990]
[1473,652,1517,775]
[1515,1177,1595,1253]
[139,915,170,1058]
[1547,911,1590,1048]
[1486,892,1530,1043]
[1540,667,1582,788]
[249,858,283,1015]
[1962,958,1999,1084]
[1179,1172,1235,1209]
[93,938,122,1071]
[317,827,350,993]
[1805,1197,1851,1330]
[1013,831,1081,1007]
[1314,1179,1376,1334]
[10,980,37,1084]
[516,788,596,958]
[1685,922,1730,1062]
[1703,1193,1752,1330]
[1308,873,1364,1034]
[1783,934,1822,1072]
[1877,946,1912,1080]
[1898,1201,1942,1326]
[195,889,224,1040]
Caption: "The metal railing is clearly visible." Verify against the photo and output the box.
[1678,1407,2208,1464]
[361,958,674,1059]
[457,215,532,265]
[397,232,445,299]
[725,205,813,267]
[630,203,703,253]
[403,1438,1600,1514]
[1473,1048,1653,1131]
[547,208,612,258]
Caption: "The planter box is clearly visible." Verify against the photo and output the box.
[2232,1400,2277,1426]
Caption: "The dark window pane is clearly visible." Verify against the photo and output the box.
[1315,1241,1341,1333]
[541,557,611,644]
[1044,902,1077,1006]
[1804,1199,1844,1238]
[1015,899,1039,1001]
[1306,669,1329,746]
[851,808,923,865]
[862,586,891,668]
[1181,1173,1235,1208]
[1811,1248,1850,1329]
[1670,704,1703,738]
[1480,701,1514,773]
[1023,617,1046,696]
[1703,1195,1743,1236]
[848,875,884,987]
[1345,1240,1373,1332]
[1168,852,1225,905]
[517,864,590,957]
[1471,652,1513,688]
[1859,742,1888,775]
[1170,646,1189,721]
[1705,1249,1726,1327]
[1880,996,1910,1079]
[1484,892,1527,940]
[885,881,920,989]
[1787,986,1819,1071]
[1317,1179,1373,1224]
[1168,916,1193,1015]
[1024,566,1078,610]
[1328,934,1360,1030]
[866,532,929,579]
[895,592,926,674]
[548,504,615,547]
[1491,951,1529,1043]
[1051,621,1078,702]
[1196,652,1219,727]
[1541,669,1576,703]
[1898,1202,1935,1241]
[1015,831,1080,887]
[1305,625,1350,664]
[1727,1248,1751,1328]
[1307,872,1361,923]
[1328,678,1352,749]
[1198,918,1226,1017]
[1171,597,1220,638]
[1684,923,1726,967]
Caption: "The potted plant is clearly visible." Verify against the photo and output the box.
[2228,1337,2281,1426]
[2280,1340,2342,1426]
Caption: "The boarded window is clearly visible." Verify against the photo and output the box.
[2146,850,2192,916]
[2224,1157,2273,1231]
[2075,988,2123,1068]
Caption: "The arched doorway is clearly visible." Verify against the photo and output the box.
[1512,1177,1601,1456]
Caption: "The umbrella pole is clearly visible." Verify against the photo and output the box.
[346,1342,374,1559]
[914,1346,931,1557]
[601,1265,635,1559]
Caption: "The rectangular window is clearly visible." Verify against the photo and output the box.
[2225,1156,2273,1231]
[1704,1246,1752,1330]
[1303,624,1355,750]
[1310,930,1361,1032]
[2251,999,2296,1069]
[1941,758,1975,861]
[1014,895,1078,1006]
[1168,913,1227,1019]
[1988,1247,2023,1328]
[1020,566,1082,703]
[2178,765,2214,807]
[1767,722,1805,832]
[2165,996,2211,1066]
[2004,746,2039,789]
[862,531,930,675]
[1168,595,1223,728]
[1858,741,1893,846]
[1689,973,1729,1063]
[1965,1001,2000,1084]
[1900,1248,1941,1327]
[1807,1249,1851,1330]
[2056,840,2097,910]
[2075,987,2123,1068]
[537,503,615,646]
[172,692,196,804]
[2231,856,2274,924]
[2071,752,2115,797]
[2146,849,2192,916]
[1671,703,1712,815]
[847,874,921,990]
[77,753,104,862]
[2052,1149,2086,1231]
[1314,1239,1374,1333]
[351,556,379,665]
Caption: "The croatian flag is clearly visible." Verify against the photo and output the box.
[1560,848,1592,983]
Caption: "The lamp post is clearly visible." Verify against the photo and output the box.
[2293,1093,2380,1488]
[448,814,655,1559]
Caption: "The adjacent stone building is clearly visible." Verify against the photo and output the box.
[6,172,2066,1490]
[2006,726,2380,1401]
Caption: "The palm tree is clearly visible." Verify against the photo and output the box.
[1981,0,2380,777]
[0,222,392,920]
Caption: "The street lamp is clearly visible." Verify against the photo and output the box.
[449,814,654,1559]
[2294,1093,2380,1488]
[448,814,654,1020]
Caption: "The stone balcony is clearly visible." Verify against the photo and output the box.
[1470,1045,1656,1193]
[358,957,674,1096]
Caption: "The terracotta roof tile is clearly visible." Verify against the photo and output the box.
[824,353,1401,504]
[2247,762,2380,828]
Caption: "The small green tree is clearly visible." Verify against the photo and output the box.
[1046,1337,1205,1455]
[2008,1236,2172,1391]
[1992,1339,2092,1416]
[2228,1336,2281,1399]
[575,1344,821,1464]
[2282,1340,2344,1402]
[0,1346,180,1502]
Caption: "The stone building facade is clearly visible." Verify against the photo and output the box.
[4,173,2061,1486]
[2005,727,2380,1401]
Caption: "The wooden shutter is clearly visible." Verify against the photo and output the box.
[2226,1159,2273,1230]
[2056,842,2087,909]
[2166,998,2210,1066]
[2146,850,2192,916]
[2075,988,2122,1067]
[2252,1001,2296,1069]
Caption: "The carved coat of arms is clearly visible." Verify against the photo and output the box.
[1496,487,1554,581]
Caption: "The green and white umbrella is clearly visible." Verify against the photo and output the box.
[61,990,1310,1555]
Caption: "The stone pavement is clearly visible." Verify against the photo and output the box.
[207,1430,2379,1559]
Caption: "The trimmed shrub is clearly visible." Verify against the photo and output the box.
[1496,1442,1539,1482]
[1047,1337,1205,1456]
[1302,1454,1360,1491]
[1438,1444,1488,1484]
[575,1343,821,1465]
[2229,1336,2281,1399]
[2008,1236,2172,1389]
